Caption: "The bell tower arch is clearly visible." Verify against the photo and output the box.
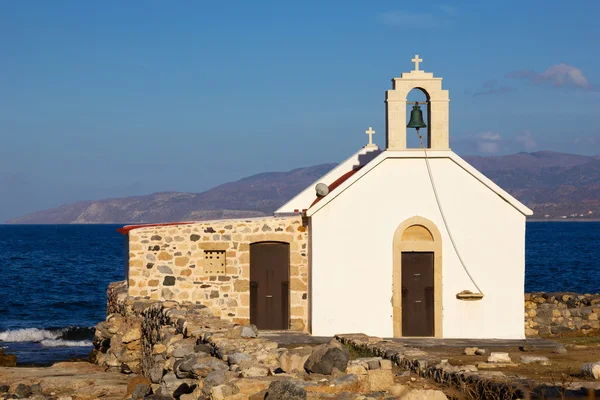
[386,55,450,150]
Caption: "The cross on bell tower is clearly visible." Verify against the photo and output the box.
[411,55,423,71]
[385,54,450,150]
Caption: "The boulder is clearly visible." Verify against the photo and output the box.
[227,352,253,365]
[487,352,512,363]
[131,383,152,399]
[265,380,307,400]
[278,347,312,373]
[519,355,550,365]
[347,364,368,375]
[211,384,235,400]
[175,354,228,379]
[202,370,228,396]
[160,372,196,398]
[170,338,196,359]
[367,369,394,391]
[304,339,350,375]
[554,345,568,354]
[194,343,212,354]
[241,365,270,377]
[241,325,259,338]
[581,362,600,379]
[464,347,478,356]
[15,384,32,398]
[148,360,166,383]
[475,348,487,356]
[122,326,142,343]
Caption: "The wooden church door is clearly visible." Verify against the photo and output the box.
[249,242,290,330]
[401,252,434,336]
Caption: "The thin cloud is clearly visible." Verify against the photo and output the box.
[471,79,517,97]
[507,63,591,90]
[475,131,501,153]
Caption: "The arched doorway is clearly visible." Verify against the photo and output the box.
[250,242,290,330]
[392,217,442,337]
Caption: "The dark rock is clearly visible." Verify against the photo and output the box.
[194,343,212,354]
[519,344,536,352]
[550,326,572,335]
[176,354,227,379]
[132,383,152,399]
[151,235,162,241]
[0,386,9,394]
[121,363,133,374]
[163,276,176,286]
[30,384,42,395]
[148,361,166,383]
[304,339,350,375]
[14,384,32,398]
[204,227,216,233]
[171,338,196,358]
[202,370,227,396]
[265,380,307,400]
[190,234,200,241]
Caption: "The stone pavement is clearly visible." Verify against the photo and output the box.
[260,331,558,349]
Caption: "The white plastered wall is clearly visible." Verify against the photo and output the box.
[309,155,526,339]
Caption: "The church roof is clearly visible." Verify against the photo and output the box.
[306,150,534,217]
[309,166,363,208]
[275,146,382,214]
[117,221,194,234]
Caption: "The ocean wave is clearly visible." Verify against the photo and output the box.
[0,328,60,342]
[0,326,95,343]
[40,339,93,348]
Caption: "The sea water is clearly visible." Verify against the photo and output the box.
[0,222,598,365]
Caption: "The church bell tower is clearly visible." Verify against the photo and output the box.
[386,55,450,150]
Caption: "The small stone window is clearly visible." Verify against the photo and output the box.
[203,250,226,275]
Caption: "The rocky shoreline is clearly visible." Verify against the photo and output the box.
[4,285,600,399]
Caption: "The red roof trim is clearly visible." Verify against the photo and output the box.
[309,167,363,208]
[117,221,194,235]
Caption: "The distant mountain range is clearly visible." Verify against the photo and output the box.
[7,151,600,224]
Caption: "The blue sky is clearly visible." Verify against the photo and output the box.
[1,1,599,221]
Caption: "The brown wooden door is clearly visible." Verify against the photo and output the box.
[402,252,434,337]
[250,242,290,330]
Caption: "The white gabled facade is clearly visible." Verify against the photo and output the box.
[307,151,531,338]
[295,55,532,339]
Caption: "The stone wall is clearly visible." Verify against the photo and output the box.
[126,216,309,331]
[94,282,412,399]
[524,292,600,337]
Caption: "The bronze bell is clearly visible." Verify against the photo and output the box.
[407,102,427,129]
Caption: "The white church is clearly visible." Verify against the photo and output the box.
[123,55,532,340]
[275,55,532,339]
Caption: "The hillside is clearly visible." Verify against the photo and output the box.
[7,151,600,224]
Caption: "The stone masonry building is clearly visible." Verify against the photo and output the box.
[119,55,533,339]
